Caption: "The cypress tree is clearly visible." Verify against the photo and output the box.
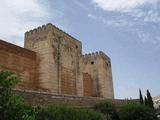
[144,96,148,106]
[147,89,154,108]
[139,89,144,104]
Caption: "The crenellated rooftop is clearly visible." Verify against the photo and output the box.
[82,51,110,61]
[25,23,81,44]
[25,24,51,37]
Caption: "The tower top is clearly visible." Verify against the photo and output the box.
[25,23,81,43]
[82,51,111,61]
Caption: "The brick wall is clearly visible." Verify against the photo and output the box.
[15,89,139,108]
[0,40,38,90]
[83,73,96,97]
[61,67,76,95]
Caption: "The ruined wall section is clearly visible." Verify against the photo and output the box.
[0,40,37,90]
[81,51,114,98]
[51,25,83,96]
[24,24,58,93]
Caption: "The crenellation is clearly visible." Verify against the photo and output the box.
[25,24,50,39]
[82,51,109,60]
[33,29,37,34]
[1,22,114,99]
[99,51,110,61]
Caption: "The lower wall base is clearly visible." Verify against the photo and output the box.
[14,89,139,108]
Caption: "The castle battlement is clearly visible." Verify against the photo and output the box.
[25,23,81,44]
[82,51,110,61]
[25,23,53,38]
[0,22,114,99]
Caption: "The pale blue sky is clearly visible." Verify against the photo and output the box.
[0,0,160,99]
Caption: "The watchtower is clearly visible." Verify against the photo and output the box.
[24,23,83,96]
[81,51,114,98]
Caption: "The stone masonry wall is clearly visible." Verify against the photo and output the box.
[24,23,83,96]
[24,23,114,98]
[81,51,114,98]
[15,90,138,108]
[0,40,37,90]
[25,24,59,92]
[83,73,96,97]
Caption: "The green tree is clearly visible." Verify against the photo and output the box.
[119,103,158,120]
[94,101,119,120]
[0,70,35,120]
[145,96,148,106]
[139,89,144,104]
[147,89,154,108]
[0,70,19,112]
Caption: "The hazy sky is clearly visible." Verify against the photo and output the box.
[0,0,160,99]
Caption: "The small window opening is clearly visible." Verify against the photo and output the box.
[91,61,94,65]
[76,45,78,49]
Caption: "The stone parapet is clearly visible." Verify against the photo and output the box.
[15,89,139,108]
[82,51,110,62]
[25,23,81,45]
[0,40,36,60]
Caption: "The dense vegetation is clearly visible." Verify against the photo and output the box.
[0,70,104,120]
[119,103,158,120]
[94,101,119,120]
[139,89,154,108]
[0,70,158,120]
[35,106,104,120]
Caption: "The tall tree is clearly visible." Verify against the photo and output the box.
[144,96,148,106]
[0,70,35,120]
[147,89,154,108]
[139,89,144,104]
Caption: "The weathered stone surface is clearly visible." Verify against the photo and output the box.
[0,23,114,99]
[15,89,138,108]
[81,52,114,98]
[0,40,38,90]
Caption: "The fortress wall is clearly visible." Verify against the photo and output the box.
[51,24,83,96]
[15,90,138,108]
[24,24,59,93]
[83,73,96,97]
[0,40,38,90]
[0,23,114,99]
[24,23,83,96]
[21,23,113,98]
[81,51,114,98]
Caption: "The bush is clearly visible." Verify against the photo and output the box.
[0,70,105,120]
[94,101,119,120]
[0,70,35,120]
[35,105,105,120]
[119,103,158,120]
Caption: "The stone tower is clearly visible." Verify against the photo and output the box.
[24,23,83,96]
[81,52,114,98]
[24,23,114,98]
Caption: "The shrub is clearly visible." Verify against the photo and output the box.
[0,70,105,120]
[94,101,119,120]
[119,103,158,120]
[0,70,35,120]
[35,105,105,120]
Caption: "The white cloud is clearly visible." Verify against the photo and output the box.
[92,0,158,12]
[0,0,50,46]
[92,0,160,23]
[137,31,160,46]
[88,13,133,27]
[144,11,160,23]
